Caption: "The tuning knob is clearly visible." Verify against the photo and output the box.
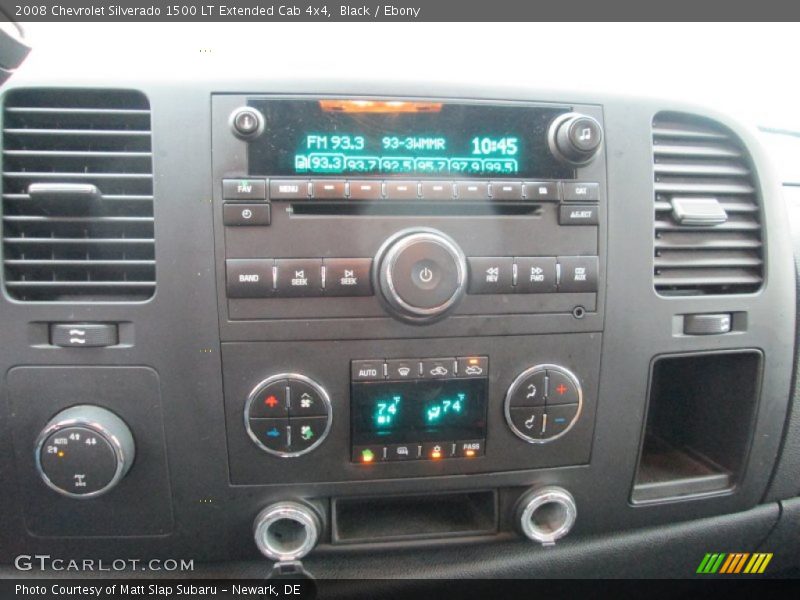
[374,228,467,324]
[548,112,603,165]
[35,405,135,499]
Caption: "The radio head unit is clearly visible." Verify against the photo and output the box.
[246,98,576,179]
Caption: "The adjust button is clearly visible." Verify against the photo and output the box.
[275,259,323,297]
[323,258,373,297]
[288,380,328,417]
[249,380,288,418]
[226,259,274,298]
[508,369,547,407]
[546,370,580,405]
[544,403,579,436]
[248,418,289,452]
[468,257,514,294]
[288,417,328,453]
[509,407,545,439]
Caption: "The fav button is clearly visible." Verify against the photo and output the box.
[275,259,323,297]
[249,380,288,418]
[222,178,267,200]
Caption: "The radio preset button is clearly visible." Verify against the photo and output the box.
[226,259,274,298]
[490,181,523,201]
[524,181,559,201]
[468,257,514,294]
[351,360,385,381]
[385,181,419,200]
[508,369,547,407]
[223,178,267,200]
[456,181,490,201]
[311,180,346,199]
[349,181,383,200]
[420,181,455,200]
[563,182,599,202]
[421,358,456,379]
[386,359,421,380]
[514,257,557,293]
[559,204,599,226]
[249,380,289,418]
[323,258,373,296]
[546,370,580,405]
[558,256,599,293]
[269,179,310,200]
[274,259,323,297]
[223,203,271,226]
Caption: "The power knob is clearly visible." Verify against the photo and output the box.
[548,112,603,166]
[374,228,468,324]
[35,405,135,499]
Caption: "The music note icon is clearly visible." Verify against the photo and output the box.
[578,127,592,141]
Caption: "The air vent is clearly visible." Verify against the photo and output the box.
[1,89,154,301]
[653,112,763,295]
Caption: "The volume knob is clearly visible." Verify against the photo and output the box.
[548,112,603,165]
[375,228,467,324]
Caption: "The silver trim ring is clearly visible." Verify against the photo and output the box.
[34,405,134,500]
[244,373,333,458]
[504,364,584,444]
[518,486,577,545]
[254,501,321,561]
[547,112,603,166]
[379,229,467,320]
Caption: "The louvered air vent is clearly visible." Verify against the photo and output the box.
[653,112,763,295]
[1,89,154,301]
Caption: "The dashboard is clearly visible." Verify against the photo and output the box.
[1,23,799,582]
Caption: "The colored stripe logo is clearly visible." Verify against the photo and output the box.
[697,553,772,574]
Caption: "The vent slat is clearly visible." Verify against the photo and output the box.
[652,112,763,295]
[2,89,155,302]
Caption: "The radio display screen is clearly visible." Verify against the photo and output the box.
[351,378,488,445]
[248,98,573,179]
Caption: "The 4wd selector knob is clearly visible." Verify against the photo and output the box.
[375,228,467,324]
[35,405,135,499]
[548,112,603,165]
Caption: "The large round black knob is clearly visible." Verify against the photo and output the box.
[35,406,135,499]
[375,228,467,324]
[548,112,603,165]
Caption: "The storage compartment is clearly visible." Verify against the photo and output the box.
[632,351,762,503]
[332,490,497,543]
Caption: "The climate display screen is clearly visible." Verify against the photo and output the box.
[351,378,488,445]
[248,98,573,179]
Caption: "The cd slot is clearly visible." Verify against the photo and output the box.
[290,201,542,217]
